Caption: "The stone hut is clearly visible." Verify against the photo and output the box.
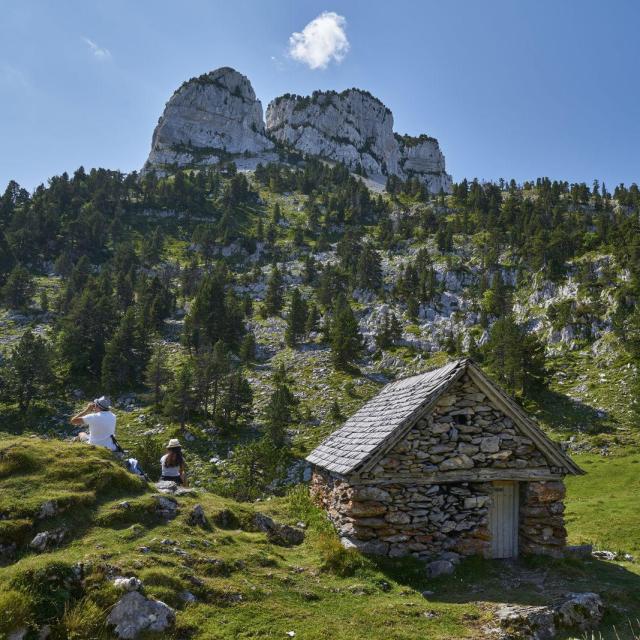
[307,359,583,560]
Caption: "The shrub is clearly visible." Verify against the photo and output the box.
[317,532,370,577]
[54,597,108,640]
[0,589,34,635]
[287,484,332,533]
[129,434,166,481]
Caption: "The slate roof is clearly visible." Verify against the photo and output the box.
[306,358,583,477]
[306,359,466,475]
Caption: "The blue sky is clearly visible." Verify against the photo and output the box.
[2,0,639,190]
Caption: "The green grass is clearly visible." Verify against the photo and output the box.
[1,436,640,639]
[566,452,640,557]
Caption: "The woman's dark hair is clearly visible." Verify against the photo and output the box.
[165,447,184,468]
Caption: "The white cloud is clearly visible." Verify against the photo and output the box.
[288,11,349,70]
[82,37,111,60]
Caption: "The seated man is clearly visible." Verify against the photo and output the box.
[70,396,117,451]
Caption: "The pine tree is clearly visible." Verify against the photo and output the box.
[239,332,256,363]
[101,306,149,394]
[144,341,172,409]
[58,279,117,381]
[194,340,230,418]
[356,243,382,291]
[2,265,35,309]
[285,288,308,347]
[219,370,253,430]
[264,264,284,316]
[265,385,292,447]
[1,329,53,411]
[329,294,363,370]
[164,359,197,428]
[482,315,546,394]
[305,303,320,337]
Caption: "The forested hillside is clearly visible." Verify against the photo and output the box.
[0,161,639,495]
[2,160,640,638]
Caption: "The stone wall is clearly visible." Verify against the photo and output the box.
[519,481,567,557]
[310,468,492,559]
[363,375,549,479]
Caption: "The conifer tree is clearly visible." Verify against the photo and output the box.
[356,243,382,291]
[239,332,256,363]
[219,370,253,430]
[145,341,172,409]
[329,294,363,370]
[102,306,149,394]
[1,264,35,309]
[305,302,320,337]
[285,288,308,347]
[164,359,197,428]
[2,329,53,411]
[264,264,284,316]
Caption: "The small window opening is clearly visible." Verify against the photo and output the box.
[453,414,468,425]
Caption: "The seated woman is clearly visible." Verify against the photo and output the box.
[160,438,187,485]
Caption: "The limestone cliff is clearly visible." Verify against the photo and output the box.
[143,68,452,192]
[143,67,274,174]
[266,89,452,193]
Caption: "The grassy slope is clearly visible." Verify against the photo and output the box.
[1,436,640,640]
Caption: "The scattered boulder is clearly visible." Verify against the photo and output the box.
[426,559,455,578]
[154,495,178,519]
[37,500,58,519]
[155,480,178,494]
[554,592,604,631]
[29,529,66,552]
[496,593,604,639]
[496,604,556,640]
[254,513,305,546]
[107,591,175,639]
[187,504,208,527]
[113,576,143,592]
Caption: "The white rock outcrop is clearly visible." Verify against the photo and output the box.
[266,89,452,193]
[143,68,453,192]
[143,67,274,174]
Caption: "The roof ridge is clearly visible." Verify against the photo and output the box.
[382,358,469,391]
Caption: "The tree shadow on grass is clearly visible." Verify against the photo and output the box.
[525,387,617,435]
[370,554,640,638]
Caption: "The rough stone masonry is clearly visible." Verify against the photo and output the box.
[308,360,580,560]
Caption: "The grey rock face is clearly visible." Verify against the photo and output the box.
[107,591,175,639]
[254,513,305,546]
[29,529,66,552]
[144,67,274,173]
[266,89,452,192]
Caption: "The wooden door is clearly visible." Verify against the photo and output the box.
[489,481,519,559]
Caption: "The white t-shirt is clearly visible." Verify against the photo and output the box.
[160,454,181,477]
[82,411,117,450]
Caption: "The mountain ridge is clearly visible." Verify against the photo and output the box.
[143,67,452,193]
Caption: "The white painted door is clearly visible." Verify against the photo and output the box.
[489,481,519,559]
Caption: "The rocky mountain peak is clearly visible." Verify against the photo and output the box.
[143,66,274,175]
[265,88,451,192]
[143,68,452,193]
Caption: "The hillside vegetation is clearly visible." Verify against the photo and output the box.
[1,435,640,639]
[1,161,640,637]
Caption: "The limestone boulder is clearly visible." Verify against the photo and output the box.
[107,591,175,639]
